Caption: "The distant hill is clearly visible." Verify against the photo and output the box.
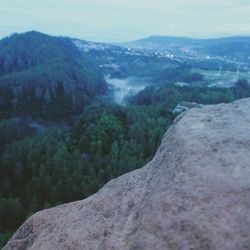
[123,35,250,65]
[0,31,107,119]
[125,35,250,49]
[124,36,199,49]
[197,41,250,61]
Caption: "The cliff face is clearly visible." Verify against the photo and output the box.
[4,99,250,250]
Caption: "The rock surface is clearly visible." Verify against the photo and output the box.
[4,99,250,250]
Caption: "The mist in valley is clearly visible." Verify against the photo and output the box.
[105,75,150,105]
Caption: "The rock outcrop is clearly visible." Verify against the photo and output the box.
[4,99,250,250]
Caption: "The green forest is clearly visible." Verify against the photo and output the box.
[0,101,173,247]
[0,32,107,120]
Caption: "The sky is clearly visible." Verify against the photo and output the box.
[0,0,249,42]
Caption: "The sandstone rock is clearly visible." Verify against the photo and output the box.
[4,98,250,250]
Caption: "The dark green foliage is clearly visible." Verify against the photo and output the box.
[183,73,203,83]
[0,32,107,119]
[0,198,25,231]
[130,81,249,109]
[234,79,250,98]
[0,232,12,248]
[156,65,191,84]
[0,118,36,152]
[0,102,173,247]
[153,65,205,85]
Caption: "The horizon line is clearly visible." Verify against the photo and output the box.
[1,30,250,44]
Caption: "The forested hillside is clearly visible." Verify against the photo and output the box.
[0,31,107,119]
[0,101,173,246]
[130,79,250,108]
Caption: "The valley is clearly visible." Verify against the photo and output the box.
[1,31,250,248]
[74,35,250,98]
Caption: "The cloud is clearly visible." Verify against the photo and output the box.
[0,0,249,42]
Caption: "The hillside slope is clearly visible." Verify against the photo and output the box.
[125,36,250,65]
[4,98,250,250]
[0,31,106,119]
[127,35,250,49]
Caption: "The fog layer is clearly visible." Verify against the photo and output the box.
[105,75,149,105]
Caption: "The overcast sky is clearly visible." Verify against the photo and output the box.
[0,0,249,42]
